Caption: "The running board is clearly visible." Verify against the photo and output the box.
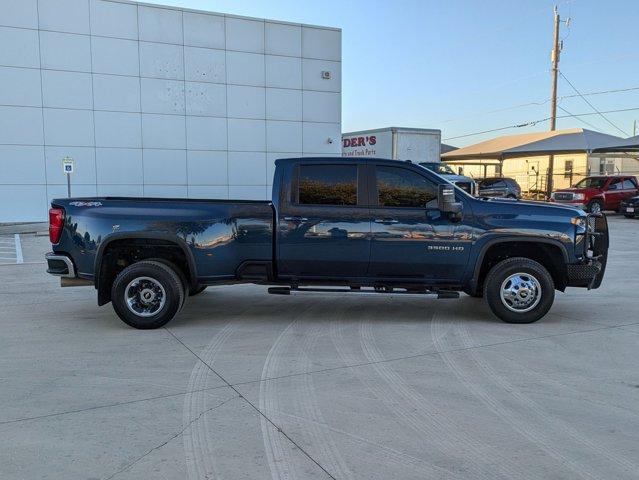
[267,286,459,299]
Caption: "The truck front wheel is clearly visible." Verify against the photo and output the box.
[111,260,185,329]
[484,257,555,324]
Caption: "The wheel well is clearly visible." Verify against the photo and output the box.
[475,242,567,294]
[97,238,193,305]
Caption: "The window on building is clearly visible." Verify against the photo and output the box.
[298,165,357,206]
[564,159,573,178]
[376,166,438,208]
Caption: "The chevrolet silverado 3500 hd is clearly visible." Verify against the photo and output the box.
[46,157,608,329]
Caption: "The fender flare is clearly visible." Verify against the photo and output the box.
[94,232,198,292]
[468,236,569,294]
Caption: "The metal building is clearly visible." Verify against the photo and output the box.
[0,0,342,221]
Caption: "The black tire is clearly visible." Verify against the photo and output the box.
[587,199,603,214]
[148,258,188,309]
[111,260,184,329]
[189,285,207,296]
[624,214,636,219]
[484,257,554,324]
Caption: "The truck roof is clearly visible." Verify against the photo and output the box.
[274,156,421,166]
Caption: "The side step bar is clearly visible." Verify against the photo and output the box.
[267,286,459,299]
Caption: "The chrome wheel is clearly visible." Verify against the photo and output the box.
[589,202,602,214]
[499,273,542,313]
[125,276,166,317]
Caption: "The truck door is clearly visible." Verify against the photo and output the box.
[277,162,371,279]
[367,164,472,284]
[604,177,625,209]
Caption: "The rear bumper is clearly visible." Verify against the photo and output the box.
[45,252,76,278]
[566,214,609,289]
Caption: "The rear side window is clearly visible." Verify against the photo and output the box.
[376,166,438,208]
[621,178,637,189]
[607,178,622,190]
[298,165,357,206]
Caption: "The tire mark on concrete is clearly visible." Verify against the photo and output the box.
[259,319,301,480]
[431,313,601,480]
[183,323,238,480]
[456,319,639,478]
[358,307,528,480]
[329,301,478,480]
[299,320,355,480]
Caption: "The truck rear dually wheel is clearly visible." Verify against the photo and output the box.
[484,257,554,324]
[111,260,184,329]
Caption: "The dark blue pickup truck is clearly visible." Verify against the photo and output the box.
[45,157,608,329]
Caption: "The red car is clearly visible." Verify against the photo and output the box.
[551,175,639,214]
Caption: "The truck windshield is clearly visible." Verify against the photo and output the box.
[419,162,456,175]
[574,178,606,188]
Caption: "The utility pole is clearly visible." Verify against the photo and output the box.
[547,6,561,198]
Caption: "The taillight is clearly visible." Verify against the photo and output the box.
[49,207,65,244]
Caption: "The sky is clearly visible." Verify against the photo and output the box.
[143,0,639,146]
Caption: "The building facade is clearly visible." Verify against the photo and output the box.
[0,0,342,222]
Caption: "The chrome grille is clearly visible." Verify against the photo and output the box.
[554,192,574,201]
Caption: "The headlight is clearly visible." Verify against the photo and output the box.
[571,216,587,229]
[573,193,585,200]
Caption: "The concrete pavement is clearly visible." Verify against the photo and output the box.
[1,217,638,479]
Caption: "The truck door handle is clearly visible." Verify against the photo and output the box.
[284,216,308,222]
[374,218,399,224]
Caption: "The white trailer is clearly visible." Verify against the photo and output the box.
[342,127,441,163]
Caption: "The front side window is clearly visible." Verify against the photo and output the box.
[298,165,357,206]
[376,166,438,208]
[575,177,606,189]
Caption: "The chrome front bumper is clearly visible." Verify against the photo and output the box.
[45,252,76,278]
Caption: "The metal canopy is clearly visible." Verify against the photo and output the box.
[592,135,639,152]
[441,128,631,161]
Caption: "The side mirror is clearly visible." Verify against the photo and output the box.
[438,184,463,217]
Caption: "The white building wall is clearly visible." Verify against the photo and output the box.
[0,0,342,222]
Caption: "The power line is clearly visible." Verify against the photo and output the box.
[443,106,639,141]
[559,71,630,136]
[561,85,639,100]
[440,85,639,125]
[557,105,603,131]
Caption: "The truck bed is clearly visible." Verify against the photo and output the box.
[50,196,275,283]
